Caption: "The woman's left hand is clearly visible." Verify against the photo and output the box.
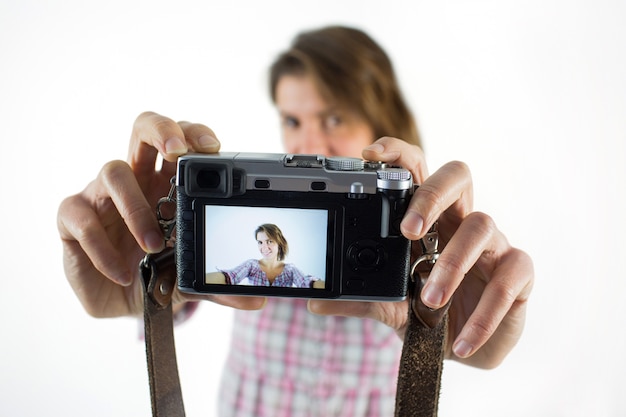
[307,136,534,369]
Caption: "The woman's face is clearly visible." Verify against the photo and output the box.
[256,231,279,261]
[275,75,374,158]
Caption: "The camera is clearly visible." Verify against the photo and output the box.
[175,152,413,301]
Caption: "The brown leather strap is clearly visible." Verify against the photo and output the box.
[141,248,446,417]
[395,269,449,417]
[140,247,186,417]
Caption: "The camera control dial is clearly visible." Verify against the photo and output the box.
[376,168,411,181]
[325,157,365,171]
[377,167,412,190]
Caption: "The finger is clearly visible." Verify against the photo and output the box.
[100,160,164,253]
[129,112,188,178]
[177,121,220,153]
[362,136,429,183]
[159,121,221,178]
[451,248,533,363]
[308,299,373,317]
[401,161,473,240]
[421,211,496,309]
[307,299,407,332]
[172,290,268,311]
[200,295,268,311]
[58,195,133,286]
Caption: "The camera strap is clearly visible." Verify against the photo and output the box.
[139,249,448,417]
[139,181,448,417]
[395,224,450,417]
[140,247,185,417]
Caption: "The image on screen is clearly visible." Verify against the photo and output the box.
[204,205,328,289]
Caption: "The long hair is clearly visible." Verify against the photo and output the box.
[269,25,421,147]
[255,223,289,261]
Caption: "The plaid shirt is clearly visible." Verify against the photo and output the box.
[221,259,318,288]
[218,298,402,417]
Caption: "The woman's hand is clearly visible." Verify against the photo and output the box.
[57,112,266,317]
[308,136,534,369]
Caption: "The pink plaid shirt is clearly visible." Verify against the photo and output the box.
[218,298,402,417]
[221,259,318,288]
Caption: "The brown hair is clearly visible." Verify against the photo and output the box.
[255,223,289,261]
[269,25,421,147]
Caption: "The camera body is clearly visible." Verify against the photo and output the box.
[175,152,413,301]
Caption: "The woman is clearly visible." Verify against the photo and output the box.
[209,223,320,288]
[57,26,533,417]
[218,26,426,416]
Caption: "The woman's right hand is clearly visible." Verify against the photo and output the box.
[57,112,266,317]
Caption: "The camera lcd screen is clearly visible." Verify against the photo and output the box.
[203,205,329,290]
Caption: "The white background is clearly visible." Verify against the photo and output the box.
[1,0,625,416]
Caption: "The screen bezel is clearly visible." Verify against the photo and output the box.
[192,198,343,299]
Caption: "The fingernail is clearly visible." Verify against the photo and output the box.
[364,143,385,153]
[165,137,187,154]
[422,283,443,308]
[145,230,164,253]
[307,299,320,315]
[198,134,220,151]
[453,339,474,358]
[401,211,424,238]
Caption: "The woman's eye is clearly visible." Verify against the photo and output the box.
[282,116,300,129]
[324,114,342,129]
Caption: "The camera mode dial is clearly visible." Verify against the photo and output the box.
[325,157,365,171]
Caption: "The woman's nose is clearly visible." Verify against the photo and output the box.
[290,125,329,155]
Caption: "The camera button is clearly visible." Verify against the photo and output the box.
[311,181,326,191]
[182,270,194,283]
[357,247,378,267]
[346,279,365,291]
[182,210,194,221]
[347,241,385,270]
[254,179,270,189]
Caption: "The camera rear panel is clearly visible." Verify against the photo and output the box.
[175,152,412,301]
[176,190,410,301]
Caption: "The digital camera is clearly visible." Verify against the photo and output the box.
[175,152,413,301]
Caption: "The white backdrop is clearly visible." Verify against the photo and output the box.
[1,1,625,416]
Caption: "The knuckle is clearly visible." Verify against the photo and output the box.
[467,316,497,343]
[133,111,179,143]
[180,120,214,134]
[489,278,518,307]
[100,159,127,176]
[445,160,471,179]
[505,248,535,298]
[415,183,446,213]
[57,194,79,222]
[67,210,102,245]
[151,115,179,138]
[122,201,153,225]
[135,111,158,124]
[466,211,497,236]
[435,251,468,276]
